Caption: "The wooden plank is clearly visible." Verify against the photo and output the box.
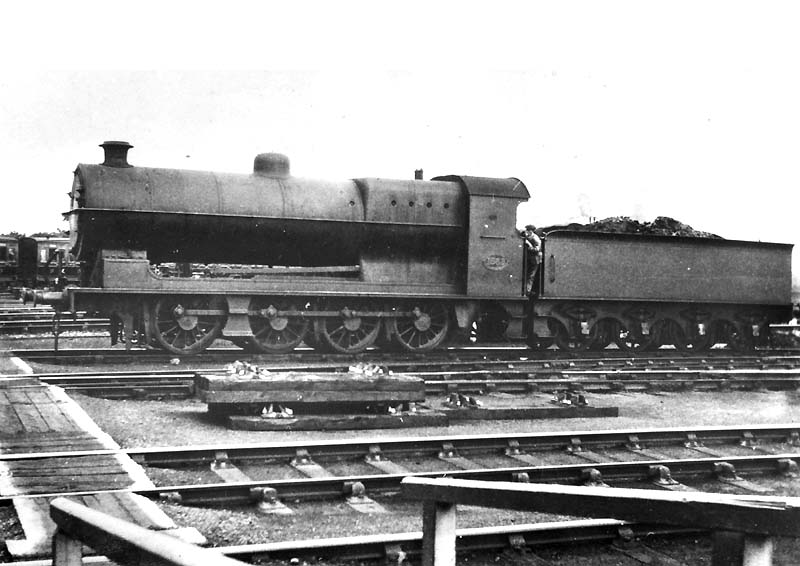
[13,402,50,433]
[52,530,83,566]
[197,373,424,392]
[401,478,800,537]
[7,468,130,480]
[8,455,123,470]
[0,431,101,445]
[202,389,425,403]
[0,436,106,453]
[422,500,457,566]
[4,382,43,393]
[24,389,57,406]
[0,460,17,495]
[49,497,244,566]
[7,472,132,486]
[229,411,448,431]
[45,387,121,451]
[32,398,79,434]
[5,389,35,404]
[4,475,133,492]
[712,531,775,566]
[6,496,54,558]
[85,492,137,524]
[442,406,619,420]
[111,453,156,490]
[0,402,25,435]
[114,492,180,531]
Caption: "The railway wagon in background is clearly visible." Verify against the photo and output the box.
[530,231,793,350]
[0,236,19,289]
[35,141,793,354]
[18,236,78,289]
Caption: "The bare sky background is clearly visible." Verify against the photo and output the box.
[1,2,798,287]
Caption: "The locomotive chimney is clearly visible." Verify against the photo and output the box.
[99,141,133,168]
[414,169,423,180]
[253,153,290,178]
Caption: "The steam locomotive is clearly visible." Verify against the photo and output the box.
[35,141,793,354]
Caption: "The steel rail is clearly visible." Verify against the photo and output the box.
[24,352,800,378]
[216,521,699,563]
[13,345,800,364]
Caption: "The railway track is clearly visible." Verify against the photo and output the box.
[12,346,800,370]
[1,426,798,563]
[8,519,704,565]
[0,318,108,334]
[2,424,798,504]
[209,521,700,565]
[19,352,800,399]
[0,304,109,336]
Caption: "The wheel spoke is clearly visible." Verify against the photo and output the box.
[151,296,225,355]
[390,303,450,352]
[248,299,308,354]
[315,301,381,354]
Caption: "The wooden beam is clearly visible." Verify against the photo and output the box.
[51,530,81,566]
[401,478,800,537]
[50,497,246,566]
[712,531,774,566]
[421,500,456,566]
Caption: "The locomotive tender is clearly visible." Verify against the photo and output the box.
[38,141,793,354]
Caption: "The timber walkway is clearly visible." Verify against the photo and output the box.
[0,352,204,559]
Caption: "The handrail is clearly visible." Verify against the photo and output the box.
[50,497,247,566]
[402,477,800,566]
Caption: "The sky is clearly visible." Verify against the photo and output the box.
[1,2,798,287]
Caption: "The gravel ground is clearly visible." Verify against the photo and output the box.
[72,388,800,448]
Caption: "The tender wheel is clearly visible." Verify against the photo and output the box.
[316,301,381,354]
[711,319,748,351]
[151,296,226,355]
[249,299,309,354]
[615,322,656,351]
[550,319,591,351]
[652,319,687,350]
[685,322,713,351]
[389,303,451,352]
[589,318,620,350]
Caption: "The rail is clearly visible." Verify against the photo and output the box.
[49,497,246,566]
[401,477,800,566]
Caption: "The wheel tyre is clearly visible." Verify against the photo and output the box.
[249,300,309,354]
[151,296,225,355]
[389,303,451,352]
[316,302,381,354]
